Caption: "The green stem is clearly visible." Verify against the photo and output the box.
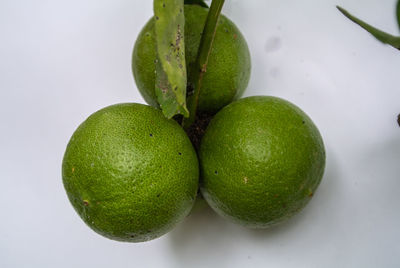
[182,0,225,129]
[337,6,400,50]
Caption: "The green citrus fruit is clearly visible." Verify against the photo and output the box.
[199,96,326,228]
[132,4,251,114]
[62,103,198,242]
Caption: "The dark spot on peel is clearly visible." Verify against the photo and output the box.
[149,133,153,137]
[178,152,182,155]
[83,200,89,206]
[163,3,165,8]
[214,170,218,175]
[302,121,305,124]
[157,193,161,197]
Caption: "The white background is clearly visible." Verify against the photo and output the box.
[1,0,399,267]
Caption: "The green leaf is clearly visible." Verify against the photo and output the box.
[184,0,208,8]
[337,6,400,50]
[397,0,400,31]
[154,0,189,119]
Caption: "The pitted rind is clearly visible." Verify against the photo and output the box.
[199,96,326,228]
[62,103,199,242]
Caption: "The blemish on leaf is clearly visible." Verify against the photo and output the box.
[154,0,188,118]
[201,64,207,73]
[176,24,182,48]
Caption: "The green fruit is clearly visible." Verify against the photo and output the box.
[132,4,251,114]
[199,96,326,228]
[62,103,198,242]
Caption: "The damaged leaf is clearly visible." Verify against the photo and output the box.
[154,0,189,118]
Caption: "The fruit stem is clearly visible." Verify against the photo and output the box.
[182,0,225,129]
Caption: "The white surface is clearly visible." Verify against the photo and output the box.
[1,0,399,267]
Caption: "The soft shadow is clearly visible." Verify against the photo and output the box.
[168,203,235,268]
[167,147,341,266]
[361,133,400,177]
[357,134,400,198]
[244,147,341,240]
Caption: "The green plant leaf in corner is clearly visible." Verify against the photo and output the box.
[337,5,400,50]
[397,0,400,30]
[154,0,189,119]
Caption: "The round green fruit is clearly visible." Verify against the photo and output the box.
[199,96,326,228]
[62,103,199,242]
[132,4,251,114]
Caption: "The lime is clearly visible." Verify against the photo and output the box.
[199,96,326,228]
[132,4,251,114]
[62,103,198,242]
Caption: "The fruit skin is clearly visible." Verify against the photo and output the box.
[62,103,198,242]
[199,96,326,228]
[132,4,251,114]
